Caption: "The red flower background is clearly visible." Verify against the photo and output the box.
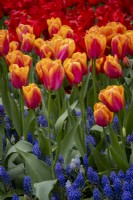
[0,0,133,52]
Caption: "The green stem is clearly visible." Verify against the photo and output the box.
[19,89,24,138]
[103,127,111,164]
[48,90,55,179]
[56,89,61,116]
[92,59,97,104]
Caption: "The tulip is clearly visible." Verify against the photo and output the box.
[40,41,54,59]
[58,25,74,39]
[6,50,32,68]
[47,17,62,37]
[111,34,128,59]
[63,58,83,85]
[22,83,42,109]
[52,35,76,62]
[94,102,114,127]
[123,56,131,68]
[84,32,107,59]
[89,56,106,74]
[0,30,9,56]
[9,41,20,52]
[33,38,45,56]
[103,55,122,78]
[21,33,35,52]
[16,24,33,42]
[9,64,29,89]
[71,52,88,75]
[107,22,127,35]
[124,30,133,56]
[36,58,64,90]
[99,85,124,112]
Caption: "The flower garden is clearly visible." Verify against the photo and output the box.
[1,0,133,199]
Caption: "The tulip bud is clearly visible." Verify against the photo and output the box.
[84,32,107,59]
[33,38,45,56]
[124,30,133,56]
[36,58,64,90]
[111,34,128,59]
[16,24,33,42]
[22,83,42,109]
[21,33,35,52]
[123,56,131,68]
[58,25,74,39]
[63,58,83,85]
[47,17,62,37]
[0,30,9,56]
[94,102,114,127]
[9,41,20,52]
[103,55,122,78]
[99,85,124,112]
[72,52,88,75]
[9,64,29,89]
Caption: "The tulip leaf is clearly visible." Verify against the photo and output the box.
[34,180,57,200]
[60,117,81,163]
[16,150,52,183]
[9,96,22,137]
[125,101,133,135]
[81,73,91,99]
[23,109,36,139]
[55,100,78,134]
[38,131,49,158]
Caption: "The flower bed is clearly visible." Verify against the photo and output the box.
[0,1,133,200]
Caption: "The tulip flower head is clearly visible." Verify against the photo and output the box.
[84,32,107,59]
[99,85,124,112]
[124,30,133,56]
[103,55,122,78]
[21,33,35,53]
[22,83,42,109]
[9,41,20,52]
[58,25,74,39]
[9,64,29,89]
[47,17,62,37]
[94,102,114,127]
[36,58,64,90]
[111,34,128,59]
[63,58,83,85]
[6,50,32,68]
[33,38,45,56]
[16,24,33,42]
[0,30,9,57]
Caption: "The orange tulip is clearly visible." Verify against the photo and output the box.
[36,58,64,90]
[16,24,33,42]
[89,56,106,74]
[84,32,107,59]
[0,30,9,56]
[99,85,124,112]
[94,102,114,127]
[9,64,29,88]
[52,35,75,62]
[103,55,122,78]
[21,33,35,52]
[124,30,133,56]
[111,34,128,59]
[6,50,32,68]
[22,83,42,109]
[47,17,62,37]
[9,41,20,52]
[40,41,54,59]
[63,58,83,85]
[33,38,45,56]
[71,52,88,75]
[58,25,74,39]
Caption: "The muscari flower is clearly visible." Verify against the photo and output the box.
[37,114,48,127]
[113,177,122,199]
[66,185,81,200]
[127,133,133,143]
[86,135,96,155]
[112,115,120,134]
[101,175,110,188]
[93,188,101,200]
[87,167,99,185]
[103,183,114,200]
[12,194,19,200]
[110,171,117,183]
[83,154,89,169]
[0,166,12,187]
[122,191,132,200]
[23,176,33,196]
[73,173,84,189]
[32,142,44,161]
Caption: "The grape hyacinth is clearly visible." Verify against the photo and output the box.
[32,142,44,161]
[127,133,133,143]
[66,185,81,200]
[55,161,66,187]
[112,115,120,134]
[37,114,48,127]
[12,194,19,200]
[103,183,114,200]
[93,188,101,200]
[0,166,12,187]
[23,176,33,196]
[87,167,99,185]
[86,134,96,156]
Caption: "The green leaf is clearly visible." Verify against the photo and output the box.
[125,101,133,135]
[6,140,33,159]
[38,131,49,158]
[74,125,86,157]
[16,150,52,183]
[34,180,57,200]
[90,125,103,132]
[81,73,91,99]
[23,109,36,139]
[9,97,22,137]
[55,100,78,134]
[8,163,24,180]
[60,117,81,163]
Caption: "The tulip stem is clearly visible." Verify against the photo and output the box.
[19,89,24,138]
[48,90,55,179]
[57,89,61,116]
[92,59,97,104]
[103,127,111,164]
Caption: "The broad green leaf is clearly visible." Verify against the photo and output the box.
[60,118,81,163]
[81,73,91,99]
[16,150,52,183]
[38,131,49,158]
[90,125,103,132]
[6,140,33,159]
[55,100,78,134]
[125,101,133,135]
[34,180,57,200]
[0,124,4,160]
[9,97,22,137]
[8,163,24,180]
[74,125,86,157]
